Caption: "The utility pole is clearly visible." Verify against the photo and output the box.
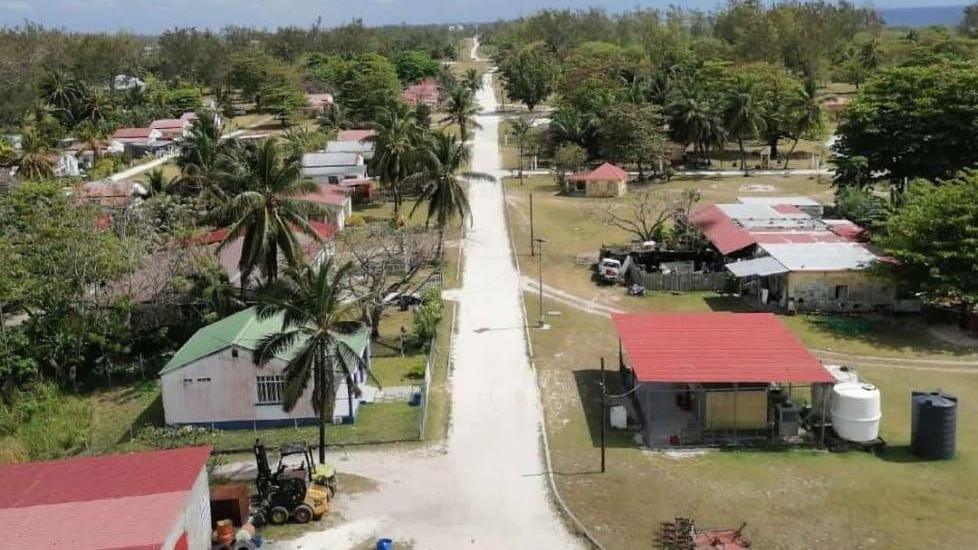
[529,193,535,257]
[534,238,547,328]
[600,357,607,473]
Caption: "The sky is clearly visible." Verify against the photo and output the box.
[0,0,967,34]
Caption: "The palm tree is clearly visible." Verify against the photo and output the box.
[508,116,533,184]
[782,79,824,170]
[210,138,324,284]
[39,70,82,127]
[318,103,354,133]
[440,85,481,142]
[667,90,716,165]
[721,78,767,174]
[15,129,55,181]
[365,103,423,216]
[462,68,481,93]
[409,132,493,258]
[0,137,18,167]
[548,108,595,150]
[74,121,108,164]
[145,167,177,196]
[254,259,366,464]
[177,114,225,194]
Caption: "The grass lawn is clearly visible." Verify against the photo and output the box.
[525,291,978,550]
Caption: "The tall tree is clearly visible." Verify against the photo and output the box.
[498,42,556,111]
[876,171,978,308]
[14,129,55,181]
[597,103,666,180]
[440,86,482,142]
[409,132,492,257]
[254,259,366,464]
[721,76,767,173]
[366,102,423,216]
[833,63,978,186]
[508,117,533,184]
[210,138,324,284]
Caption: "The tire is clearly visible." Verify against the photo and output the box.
[292,504,314,524]
[269,506,290,525]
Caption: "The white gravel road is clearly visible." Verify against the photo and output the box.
[270,40,583,550]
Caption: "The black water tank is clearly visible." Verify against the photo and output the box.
[911,391,958,460]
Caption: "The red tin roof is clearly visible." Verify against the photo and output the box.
[0,447,211,550]
[690,205,756,255]
[568,162,629,182]
[612,313,832,384]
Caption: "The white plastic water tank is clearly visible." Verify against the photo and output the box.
[830,382,882,442]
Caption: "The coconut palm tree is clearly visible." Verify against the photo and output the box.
[667,90,721,165]
[440,85,481,142]
[508,116,533,184]
[15,129,55,181]
[145,167,178,196]
[317,102,354,133]
[721,78,767,173]
[462,68,481,93]
[782,79,824,169]
[177,114,226,194]
[210,138,324,285]
[39,70,82,127]
[409,132,493,258]
[254,259,366,464]
[365,102,423,217]
[548,108,596,151]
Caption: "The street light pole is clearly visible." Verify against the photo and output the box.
[529,192,535,257]
[534,238,547,328]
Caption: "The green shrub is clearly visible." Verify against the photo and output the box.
[412,287,444,346]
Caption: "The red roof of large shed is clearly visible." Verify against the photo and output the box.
[0,446,211,550]
[612,313,832,383]
[690,205,755,255]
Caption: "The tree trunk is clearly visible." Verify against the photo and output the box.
[768,136,779,161]
[784,138,800,170]
[518,142,524,185]
[317,359,327,464]
[436,225,445,263]
[738,139,747,174]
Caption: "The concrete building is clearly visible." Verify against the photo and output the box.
[612,313,833,447]
[0,446,212,550]
[160,307,372,428]
[326,139,375,161]
[692,198,894,312]
[299,183,354,230]
[567,162,629,197]
[402,79,440,108]
[302,152,367,183]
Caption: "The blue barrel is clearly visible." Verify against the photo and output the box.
[376,538,393,550]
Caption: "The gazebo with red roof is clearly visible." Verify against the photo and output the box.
[611,312,832,446]
[568,162,629,197]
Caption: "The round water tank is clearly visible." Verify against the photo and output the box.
[830,382,881,443]
[911,391,957,460]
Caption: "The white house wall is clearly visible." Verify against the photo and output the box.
[162,346,365,427]
[160,467,210,550]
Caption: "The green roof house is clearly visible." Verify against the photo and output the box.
[160,307,372,429]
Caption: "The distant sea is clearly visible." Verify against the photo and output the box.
[878,5,967,28]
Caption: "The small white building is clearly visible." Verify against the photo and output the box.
[326,139,375,161]
[302,151,367,183]
[300,183,355,230]
[161,307,373,429]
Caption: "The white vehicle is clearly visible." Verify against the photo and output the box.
[598,258,623,283]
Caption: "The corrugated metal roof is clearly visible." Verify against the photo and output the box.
[303,152,362,167]
[760,242,879,271]
[160,307,369,375]
[326,140,374,154]
[0,447,210,550]
[691,205,756,255]
[738,196,822,207]
[725,256,789,277]
[611,313,833,383]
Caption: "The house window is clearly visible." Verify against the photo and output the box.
[257,375,285,404]
[835,285,849,300]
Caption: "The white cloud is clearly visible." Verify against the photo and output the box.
[3,1,32,12]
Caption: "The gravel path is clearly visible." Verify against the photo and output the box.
[265,40,583,549]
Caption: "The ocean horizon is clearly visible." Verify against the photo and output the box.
[879,5,968,27]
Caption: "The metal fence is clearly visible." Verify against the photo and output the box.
[629,268,727,292]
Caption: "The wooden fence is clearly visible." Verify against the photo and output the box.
[629,268,727,292]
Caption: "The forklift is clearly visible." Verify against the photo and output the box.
[252,440,338,525]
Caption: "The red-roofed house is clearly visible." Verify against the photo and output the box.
[299,183,354,229]
[612,312,832,446]
[0,446,212,550]
[112,127,162,144]
[402,79,440,108]
[150,119,192,140]
[567,162,629,197]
